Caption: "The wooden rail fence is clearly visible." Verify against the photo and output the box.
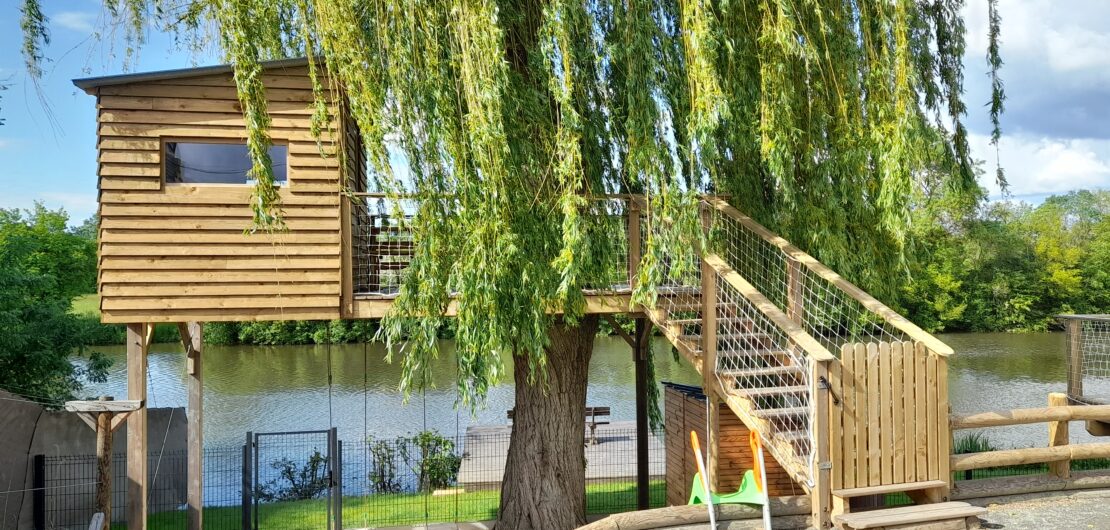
[949,392,1110,478]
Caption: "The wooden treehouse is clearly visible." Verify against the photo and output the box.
[76,59,1010,530]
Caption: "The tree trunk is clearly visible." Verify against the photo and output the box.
[497,315,599,530]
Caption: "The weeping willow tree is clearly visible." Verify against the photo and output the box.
[23,0,1002,527]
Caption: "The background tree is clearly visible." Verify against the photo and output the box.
[21,1,1003,527]
[0,205,107,405]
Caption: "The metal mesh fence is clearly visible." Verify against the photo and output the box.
[39,448,242,530]
[1063,315,1110,405]
[33,427,663,530]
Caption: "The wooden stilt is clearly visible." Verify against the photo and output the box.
[180,322,204,530]
[127,323,150,530]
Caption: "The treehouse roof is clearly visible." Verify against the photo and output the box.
[73,57,311,93]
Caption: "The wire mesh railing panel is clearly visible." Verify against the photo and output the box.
[350,196,417,297]
[708,201,925,357]
[712,271,814,485]
[1064,315,1110,404]
[350,195,635,298]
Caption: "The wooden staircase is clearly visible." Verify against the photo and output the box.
[644,199,964,529]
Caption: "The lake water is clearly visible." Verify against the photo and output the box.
[76,332,1099,450]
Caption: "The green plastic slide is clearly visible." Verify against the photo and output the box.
[687,469,765,506]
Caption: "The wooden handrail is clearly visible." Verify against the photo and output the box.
[704,197,953,357]
[703,253,835,362]
[950,404,1110,430]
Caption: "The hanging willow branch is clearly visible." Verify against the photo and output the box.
[22,0,1004,405]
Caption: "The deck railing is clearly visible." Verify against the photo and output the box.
[346,193,639,298]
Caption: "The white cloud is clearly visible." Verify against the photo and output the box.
[53,11,97,34]
[0,138,13,149]
[971,133,1110,199]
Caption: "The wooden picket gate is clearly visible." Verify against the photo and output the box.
[826,341,950,499]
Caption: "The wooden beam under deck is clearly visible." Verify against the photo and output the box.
[347,293,641,320]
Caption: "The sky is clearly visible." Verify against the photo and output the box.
[1,1,1109,224]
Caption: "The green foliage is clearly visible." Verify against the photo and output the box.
[368,439,402,493]
[369,430,462,494]
[402,431,462,492]
[0,205,107,404]
[953,432,995,454]
[257,450,330,502]
[902,190,1110,332]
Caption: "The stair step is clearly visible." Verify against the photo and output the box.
[833,501,986,529]
[735,384,808,397]
[832,480,948,499]
[718,348,789,360]
[719,365,803,378]
[755,406,808,420]
[771,429,809,444]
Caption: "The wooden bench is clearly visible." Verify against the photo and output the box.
[833,501,986,530]
[507,406,611,445]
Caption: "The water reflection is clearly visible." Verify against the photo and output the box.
[77,332,1095,450]
[79,337,700,447]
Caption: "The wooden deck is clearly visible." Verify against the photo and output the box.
[456,422,665,491]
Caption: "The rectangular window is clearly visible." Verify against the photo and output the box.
[164,141,288,185]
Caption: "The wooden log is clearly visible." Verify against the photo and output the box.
[95,398,112,530]
[951,470,1110,500]
[1048,392,1070,479]
[950,443,1110,472]
[950,404,1110,429]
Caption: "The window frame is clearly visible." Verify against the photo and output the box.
[161,137,291,187]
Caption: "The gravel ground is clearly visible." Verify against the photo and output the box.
[970,489,1110,529]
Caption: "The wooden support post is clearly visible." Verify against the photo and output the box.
[180,322,204,530]
[1067,319,1083,399]
[628,200,641,289]
[1048,392,1070,479]
[126,323,149,530]
[95,398,112,530]
[700,253,719,490]
[64,397,140,530]
[634,317,651,510]
[812,360,833,529]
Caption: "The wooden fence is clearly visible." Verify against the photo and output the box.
[950,392,1110,477]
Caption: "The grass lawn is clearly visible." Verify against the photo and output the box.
[117,481,665,529]
[72,293,100,316]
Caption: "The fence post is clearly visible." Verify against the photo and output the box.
[335,439,343,530]
[32,454,45,530]
[1067,319,1083,400]
[1048,392,1070,479]
[241,432,252,530]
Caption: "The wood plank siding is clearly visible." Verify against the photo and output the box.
[85,62,361,323]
